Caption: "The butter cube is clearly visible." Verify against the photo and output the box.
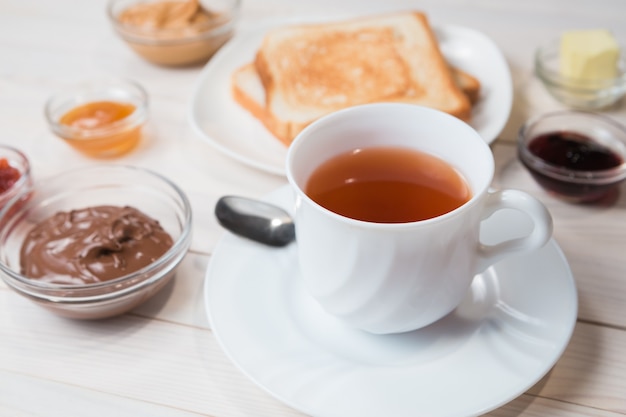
[560,29,620,80]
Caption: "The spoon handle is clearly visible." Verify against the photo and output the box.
[214,196,295,247]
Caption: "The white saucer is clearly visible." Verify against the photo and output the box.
[190,20,512,176]
[204,186,577,417]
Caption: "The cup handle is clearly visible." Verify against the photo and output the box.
[475,189,553,273]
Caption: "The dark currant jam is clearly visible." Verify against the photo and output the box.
[528,131,623,171]
[523,131,624,202]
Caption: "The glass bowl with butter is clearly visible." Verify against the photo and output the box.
[45,78,149,158]
[535,30,626,109]
[0,165,192,319]
[107,0,240,66]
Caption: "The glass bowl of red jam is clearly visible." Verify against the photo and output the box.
[518,111,626,203]
[0,165,192,319]
[45,78,148,158]
[0,145,33,215]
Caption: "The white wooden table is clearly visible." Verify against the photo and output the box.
[1,1,625,416]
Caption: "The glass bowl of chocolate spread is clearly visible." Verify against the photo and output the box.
[0,165,192,319]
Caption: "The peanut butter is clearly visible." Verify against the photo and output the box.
[119,0,211,32]
[114,0,236,66]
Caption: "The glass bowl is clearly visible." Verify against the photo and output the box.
[0,145,33,213]
[518,111,626,203]
[535,38,626,109]
[0,165,192,319]
[45,78,149,158]
[107,0,240,66]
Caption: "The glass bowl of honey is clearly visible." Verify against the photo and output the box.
[518,111,626,203]
[0,165,192,319]
[45,78,149,158]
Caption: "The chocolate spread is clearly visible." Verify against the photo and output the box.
[20,205,174,285]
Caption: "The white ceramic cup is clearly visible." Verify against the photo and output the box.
[286,103,553,334]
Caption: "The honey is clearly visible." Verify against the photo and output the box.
[59,101,142,157]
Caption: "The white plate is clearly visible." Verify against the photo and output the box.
[205,186,577,417]
[189,20,513,176]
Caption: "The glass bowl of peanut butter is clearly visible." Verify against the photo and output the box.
[0,165,192,319]
[108,0,240,66]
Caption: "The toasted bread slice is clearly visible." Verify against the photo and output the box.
[451,67,481,104]
[231,63,268,131]
[231,62,295,145]
[232,62,312,146]
[249,11,471,144]
[232,62,480,146]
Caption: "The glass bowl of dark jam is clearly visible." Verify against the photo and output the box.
[518,111,626,203]
[0,165,192,319]
[535,39,626,109]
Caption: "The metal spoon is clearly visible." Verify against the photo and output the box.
[214,196,295,247]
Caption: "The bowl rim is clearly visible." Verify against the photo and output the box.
[0,164,193,303]
[106,0,241,44]
[44,78,149,140]
[517,110,626,184]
